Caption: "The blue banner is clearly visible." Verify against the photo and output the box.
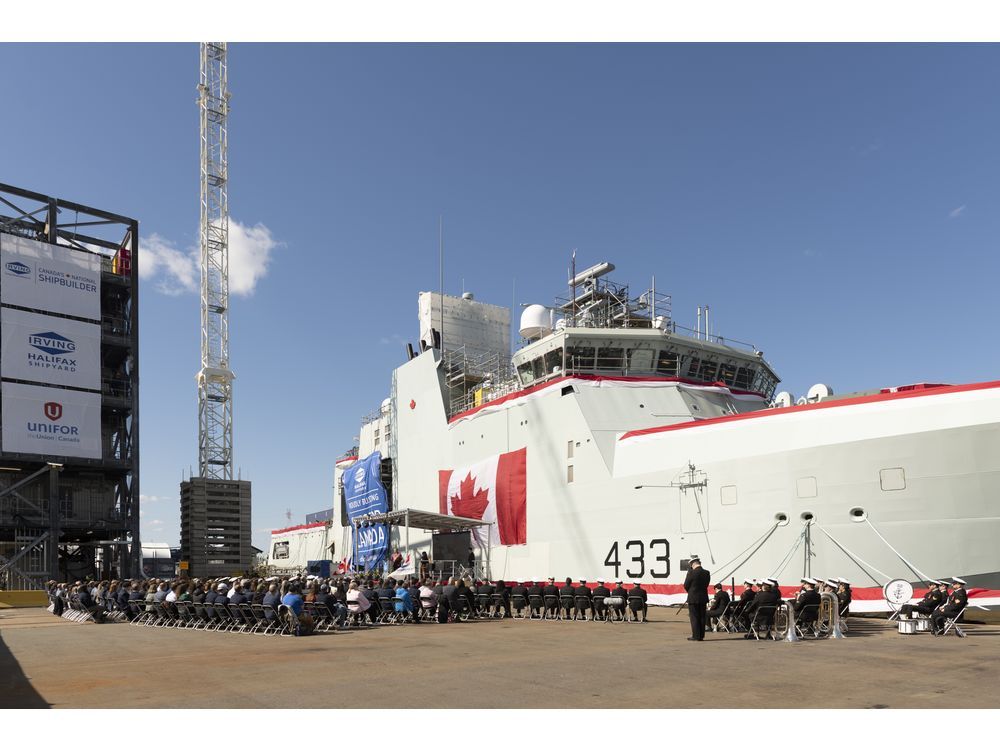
[345,451,389,570]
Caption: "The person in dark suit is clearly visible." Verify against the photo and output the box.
[683,556,711,640]
[706,583,731,631]
[77,585,106,623]
[592,580,611,621]
[510,581,530,617]
[900,581,942,618]
[542,577,561,618]
[493,579,512,618]
[932,578,969,634]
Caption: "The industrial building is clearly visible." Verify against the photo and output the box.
[0,182,140,587]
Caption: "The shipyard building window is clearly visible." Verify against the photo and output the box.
[567,345,596,371]
[544,348,563,376]
[656,350,678,376]
[627,348,654,374]
[595,347,624,372]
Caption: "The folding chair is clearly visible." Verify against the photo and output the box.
[559,594,575,621]
[510,594,529,619]
[277,604,299,636]
[311,603,337,632]
[936,606,968,638]
[748,605,777,641]
[528,594,545,620]
[794,605,820,639]
[627,596,646,623]
[574,596,592,621]
[543,594,560,620]
[712,602,732,633]
[420,596,438,622]
[490,593,507,619]
[173,601,194,629]
[592,597,609,622]
[476,593,492,617]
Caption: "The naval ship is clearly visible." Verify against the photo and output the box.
[331,262,1000,611]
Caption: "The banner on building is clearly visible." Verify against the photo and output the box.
[1,307,101,389]
[1,381,102,459]
[344,451,389,570]
[438,447,527,547]
[1,234,102,320]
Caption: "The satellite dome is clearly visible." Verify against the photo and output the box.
[519,304,552,340]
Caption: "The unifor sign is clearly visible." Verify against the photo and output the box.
[344,451,389,570]
[0,381,102,459]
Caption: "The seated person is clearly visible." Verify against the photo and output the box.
[574,580,593,619]
[77,584,106,623]
[395,582,416,622]
[228,584,249,623]
[836,578,853,616]
[418,579,438,618]
[510,581,530,616]
[346,582,370,624]
[707,583,731,630]
[592,580,611,620]
[261,584,281,619]
[900,580,943,619]
[457,579,477,617]
[792,578,821,628]
[527,580,544,617]
[744,580,780,638]
[609,581,628,619]
[542,577,561,617]
[932,578,969,634]
[318,585,348,627]
[559,578,576,618]
[493,580,512,618]
[628,582,648,621]
[281,583,313,635]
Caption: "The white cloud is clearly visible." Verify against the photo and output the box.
[139,220,280,297]
[379,333,408,346]
[139,494,170,504]
[948,205,966,219]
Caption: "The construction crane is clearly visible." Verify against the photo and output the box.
[197,42,234,480]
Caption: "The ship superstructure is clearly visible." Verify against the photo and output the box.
[334,262,1000,611]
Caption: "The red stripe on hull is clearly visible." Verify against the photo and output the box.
[620,379,1000,441]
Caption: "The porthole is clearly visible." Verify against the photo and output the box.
[801,511,814,522]
[849,507,867,522]
[775,513,788,526]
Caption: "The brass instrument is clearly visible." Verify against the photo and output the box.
[774,601,800,642]
[817,591,845,639]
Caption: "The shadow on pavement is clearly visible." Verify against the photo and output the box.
[0,629,50,708]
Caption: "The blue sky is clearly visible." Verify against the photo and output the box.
[3,43,998,551]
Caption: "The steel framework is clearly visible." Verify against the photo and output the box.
[197,42,234,479]
[0,182,141,585]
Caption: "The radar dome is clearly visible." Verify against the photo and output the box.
[773,391,795,408]
[807,383,833,402]
[519,304,552,340]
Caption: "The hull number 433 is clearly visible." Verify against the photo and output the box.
[604,539,670,579]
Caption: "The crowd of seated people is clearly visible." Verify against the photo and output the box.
[44,573,657,630]
[702,576,854,639]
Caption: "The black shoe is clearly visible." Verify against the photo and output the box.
[687,637,698,641]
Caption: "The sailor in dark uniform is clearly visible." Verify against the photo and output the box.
[574,579,594,620]
[900,580,944,619]
[792,578,821,630]
[706,583,731,631]
[526,580,544,617]
[629,582,648,621]
[610,581,628,620]
[559,577,576,619]
[683,555,711,641]
[932,577,969,634]
[592,580,611,621]
[731,578,756,628]
[510,581,530,617]
[542,577,561,618]
[744,579,780,638]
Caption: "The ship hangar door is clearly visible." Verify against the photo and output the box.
[679,486,709,534]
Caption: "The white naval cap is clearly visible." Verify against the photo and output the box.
[952,577,967,585]
[825,579,838,587]
[836,577,850,584]
[767,578,779,585]
[743,578,755,585]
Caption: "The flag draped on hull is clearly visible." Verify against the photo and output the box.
[439,447,527,546]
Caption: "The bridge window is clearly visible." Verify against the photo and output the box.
[686,357,701,378]
[567,345,595,371]
[517,361,534,385]
[543,348,563,376]
[656,350,678,376]
[718,363,737,387]
[628,348,654,374]
[595,347,624,371]
[532,357,545,381]
[734,366,753,390]
[698,359,719,382]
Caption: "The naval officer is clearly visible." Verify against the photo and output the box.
[683,555,711,641]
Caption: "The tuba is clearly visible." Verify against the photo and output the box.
[774,602,800,642]
[817,591,845,639]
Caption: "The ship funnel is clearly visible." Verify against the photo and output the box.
[519,304,553,340]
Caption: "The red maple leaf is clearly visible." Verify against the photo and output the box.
[450,472,489,519]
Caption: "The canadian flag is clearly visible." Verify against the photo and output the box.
[438,447,527,546]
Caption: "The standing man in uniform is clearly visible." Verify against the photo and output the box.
[683,555,711,641]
